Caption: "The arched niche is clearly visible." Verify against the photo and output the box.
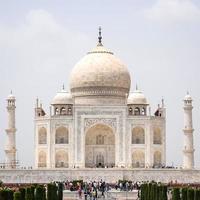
[153,127,162,144]
[55,150,68,168]
[85,124,115,168]
[38,127,47,144]
[132,150,145,168]
[55,126,69,144]
[132,127,145,144]
[38,151,47,167]
[153,151,162,167]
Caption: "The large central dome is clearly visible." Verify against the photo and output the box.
[70,29,131,105]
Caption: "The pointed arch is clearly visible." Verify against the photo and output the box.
[55,150,68,168]
[38,151,46,167]
[38,127,47,144]
[132,127,145,144]
[132,150,145,168]
[154,151,162,167]
[153,127,162,144]
[134,107,140,115]
[55,126,69,144]
[85,124,115,168]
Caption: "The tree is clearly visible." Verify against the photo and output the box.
[25,187,32,200]
[19,188,26,200]
[172,188,181,200]
[182,188,188,200]
[14,192,21,200]
[57,183,63,200]
[35,185,46,200]
[30,186,35,200]
[47,183,58,200]
[162,185,168,200]
[187,188,194,200]
[194,189,200,200]
[0,189,13,200]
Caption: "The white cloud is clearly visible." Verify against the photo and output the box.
[0,9,93,165]
[0,9,92,76]
[144,0,200,23]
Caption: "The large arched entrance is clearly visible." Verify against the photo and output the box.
[85,124,115,168]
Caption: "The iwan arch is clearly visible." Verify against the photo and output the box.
[34,28,166,169]
[85,123,115,168]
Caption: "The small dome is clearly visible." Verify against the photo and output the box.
[128,89,148,105]
[52,89,73,105]
[184,93,192,101]
[7,92,15,100]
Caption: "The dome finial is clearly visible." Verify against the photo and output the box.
[98,26,102,46]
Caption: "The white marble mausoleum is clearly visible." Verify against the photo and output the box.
[34,29,166,169]
[2,28,196,183]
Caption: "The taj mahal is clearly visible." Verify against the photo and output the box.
[1,28,199,183]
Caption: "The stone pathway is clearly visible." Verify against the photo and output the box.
[63,189,138,200]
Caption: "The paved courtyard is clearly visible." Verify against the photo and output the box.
[63,189,138,200]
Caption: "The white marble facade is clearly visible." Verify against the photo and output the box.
[34,33,166,170]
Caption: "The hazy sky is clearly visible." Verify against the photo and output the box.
[0,0,200,167]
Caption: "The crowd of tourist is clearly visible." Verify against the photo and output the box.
[63,180,140,199]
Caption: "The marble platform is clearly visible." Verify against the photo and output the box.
[0,168,200,184]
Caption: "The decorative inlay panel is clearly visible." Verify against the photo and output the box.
[84,118,117,132]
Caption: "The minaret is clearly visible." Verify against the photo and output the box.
[182,92,194,169]
[5,91,17,168]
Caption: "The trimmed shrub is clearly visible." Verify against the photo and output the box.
[30,186,35,200]
[187,188,194,200]
[14,191,21,200]
[19,188,26,200]
[182,188,188,200]
[150,183,155,200]
[148,183,152,200]
[195,189,200,200]
[47,183,58,200]
[163,185,168,200]
[25,187,32,200]
[7,189,14,200]
[47,184,52,200]
[0,189,8,200]
[57,183,63,200]
[172,188,181,200]
[0,189,13,200]
[140,184,144,200]
[35,185,46,200]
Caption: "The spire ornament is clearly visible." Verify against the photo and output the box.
[98,26,103,46]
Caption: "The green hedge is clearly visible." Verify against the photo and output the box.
[47,183,58,200]
[182,188,188,200]
[14,192,21,200]
[57,183,63,200]
[172,188,181,200]
[19,188,26,200]
[0,189,14,200]
[25,187,32,200]
[35,185,46,200]
[140,182,168,200]
[187,188,194,200]
[195,189,200,200]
